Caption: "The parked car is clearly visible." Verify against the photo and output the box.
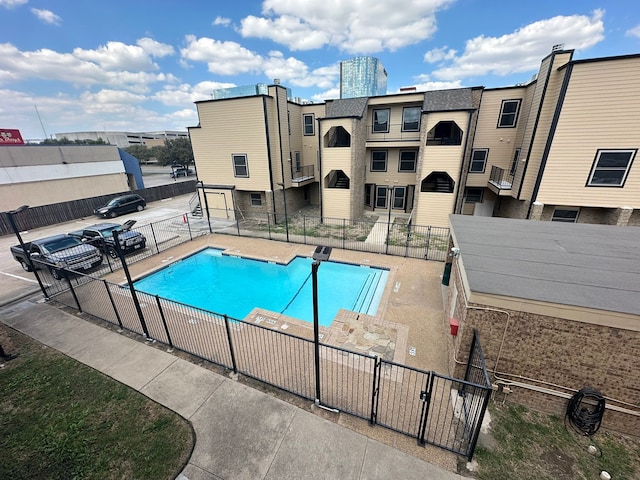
[169,167,194,178]
[94,194,146,218]
[10,234,103,280]
[68,220,146,259]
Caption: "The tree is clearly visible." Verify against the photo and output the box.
[165,137,194,167]
[123,145,153,164]
[42,137,108,145]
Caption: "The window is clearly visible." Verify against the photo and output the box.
[371,151,387,172]
[392,187,406,209]
[375,186,389,208]
[498,100,521,128]
[510,148,521,175]
[587,149,636,187]
[372,109,390,133]
[552,208,579,222]
[232,154,249,177]
[469,149,488,173]
[402,106,421,131]
[250,193,262,206]
[465,187,483,203]
[421,172,454,193]
[303,113,315,135]
[399,151,417,172]
[426,121,462,145]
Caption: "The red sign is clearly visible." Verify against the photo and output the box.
[0,129,25,145]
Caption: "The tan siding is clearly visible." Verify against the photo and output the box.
[468,88,527,187]
[420,111,468,187]
[519,52,572,199]
[537,57,640,208]
[323,189,351,219]
[413,192,455,228]
[301,105,324,172]
[365,99,423,136]
[191,97,271,192]
[267,86,291,187]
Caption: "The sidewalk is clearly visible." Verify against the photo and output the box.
[1,297,466,480]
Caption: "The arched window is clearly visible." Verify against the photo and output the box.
[421,171,454,193]
[426,121,462,146]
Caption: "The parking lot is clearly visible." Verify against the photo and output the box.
[0,193,194,306]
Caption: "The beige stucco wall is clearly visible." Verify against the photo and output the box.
[536,57,640,209]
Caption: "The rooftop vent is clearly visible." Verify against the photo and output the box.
[552,43,565,52]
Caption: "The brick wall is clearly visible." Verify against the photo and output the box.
[446,258,640,436]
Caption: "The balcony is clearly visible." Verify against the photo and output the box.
[488,165,514,195]
[291,165,315,186]
[366,123,421,145]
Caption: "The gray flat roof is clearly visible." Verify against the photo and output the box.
[449,215,640,315]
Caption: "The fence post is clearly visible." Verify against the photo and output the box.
[150,223,159,254]
[186,214,193,241]
[467,387,492,461]
[267,212,272,240]
[223,315,238,373]
[104,280,124,330]
[385,218,391,255]
[236,209,241,235]
[369,356,380,425]
[64,272,82,313]
[404,222,412,258]
[303,216,307,244]
[342,218,346,250]
[155,295,174,349]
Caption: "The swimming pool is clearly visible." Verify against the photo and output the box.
[133,248,389,327]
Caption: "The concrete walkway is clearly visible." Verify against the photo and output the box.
[1,297,465,480]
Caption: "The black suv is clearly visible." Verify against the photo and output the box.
[94,194,146,218]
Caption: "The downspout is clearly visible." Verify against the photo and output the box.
[317,117,324,219]
[262,96,276,212]
[527,63,573,218]
[517,52,557,200]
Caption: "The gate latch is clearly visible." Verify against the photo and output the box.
[420,390,430,402]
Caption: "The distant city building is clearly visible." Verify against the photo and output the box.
[212,83,293,101]
[340,56,388,98]
[54,131,188,149]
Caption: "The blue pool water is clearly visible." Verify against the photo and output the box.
[134,248,389,326]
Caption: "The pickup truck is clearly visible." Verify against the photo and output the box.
[10,234,104,280]
[68,221,146,259]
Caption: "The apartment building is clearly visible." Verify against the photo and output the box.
[189,49,640,228]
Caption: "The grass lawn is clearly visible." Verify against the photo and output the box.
[0,324,194,480]
[467,403,640,480]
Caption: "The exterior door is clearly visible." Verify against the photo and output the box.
[392,186,406,210]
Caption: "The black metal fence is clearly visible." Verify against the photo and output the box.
[204,208,450,262]
[39,262,490,460]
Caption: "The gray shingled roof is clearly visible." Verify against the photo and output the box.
[324,97,369,118]
[423,88,475,112]
[449,215,640,315]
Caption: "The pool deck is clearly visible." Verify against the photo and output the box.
[105,234,451,378]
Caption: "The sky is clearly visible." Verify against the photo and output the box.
[1,0,639,141]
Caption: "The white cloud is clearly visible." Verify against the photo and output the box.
[311,86,340,102]
[0,42,176,91]
[0,0,28,9]
[181,35,263,75]
[74,41,159,71]
[431,10,605,81]
[626,24,640,38]
[240,0,454,53]
[31,8,61,25]
[423,46,457,63]
[213,16,231,26]
[153,81,236,107]
[400,80,463,92]
[137,38,175,57]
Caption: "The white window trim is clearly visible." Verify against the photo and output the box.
[372,108,390,133]
[398,150,417,172]
[401,106,421,132]
[303,113,315,136]
[469,149,488,173]
[551,208,579,223]
[232,154,249,178]
[586,149,636,187]
[498,99,521,128]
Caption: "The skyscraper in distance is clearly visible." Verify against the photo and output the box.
[340,56,388,98]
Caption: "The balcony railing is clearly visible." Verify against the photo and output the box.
[488,165,514,190]
[291,164,315,183]
[367,123,421,142]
